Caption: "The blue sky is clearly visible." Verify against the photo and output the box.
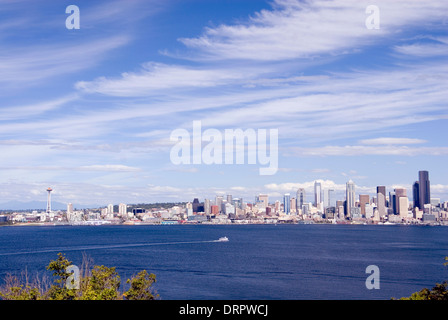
[0,0,447,207]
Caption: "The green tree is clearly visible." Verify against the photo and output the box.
[45,252,77,300]
[123,270,158,300]
[81,265,121,300]
[0,253,158,300]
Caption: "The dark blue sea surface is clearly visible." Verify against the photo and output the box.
[0,224,447,300]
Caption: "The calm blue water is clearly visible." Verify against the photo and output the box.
[0,224,447,300]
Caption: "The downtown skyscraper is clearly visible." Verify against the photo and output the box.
[283,193,291,214]
[296,188,306,211]
[346,180,355,217]
[418,170,431,210]
[314,181,322,207]
[377,186,386,216]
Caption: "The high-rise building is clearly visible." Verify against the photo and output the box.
[323,189,334,208]
[215,196,223,213]
[399,196,409,219]
[107,204,114,215]
[210,205,219,215]
[67,203,73,215]
[233,198,242,210]
[193,198,200,213]
[418,170,430,209]
[314,181,322,207]
[204,199,210,215]
[377,186,386,217]
[394,188,407,215]
[258,194,269,209]
[296,188,306,210]
[283,193,291,214]
[413,181,420,209]
[359,194,370,216]
[119,203,127,217]
[227,194,233,204]
[290,197,296,213]
[346,180,355,217]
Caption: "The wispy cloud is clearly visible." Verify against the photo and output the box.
[0,35,129,86]
[359,138,427,145]
[75,62,256,96]
[291,145,448,157]
[177,0,448,61]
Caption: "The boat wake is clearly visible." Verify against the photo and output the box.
[0,238,229,256]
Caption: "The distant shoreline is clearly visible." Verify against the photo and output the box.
[2,221,445,228]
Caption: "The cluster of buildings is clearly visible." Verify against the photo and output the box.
[1,170,447,226]
[177,171,447,225]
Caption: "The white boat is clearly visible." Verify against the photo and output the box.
[218,236,229,242]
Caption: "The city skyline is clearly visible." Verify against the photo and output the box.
[5,170,445,227]
[0,0,447,207]
[5,170,443,214]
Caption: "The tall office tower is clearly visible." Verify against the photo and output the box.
[359,194,370,216]
[388,192,394,209]
[394,188,407,214]
[192,198,200,213]
[227,194,233,204]
[258,194,269,209]
[296,188,306,210]
[283,193,291,214]
[323,189,334,208]
[46,187,53,214]
[345,180,355,217]
[389,192,396,214]
[377,186,386,217]
[290,197,297,213]
[204,199,210,215]
[233,198,242,210]
[413,181,420,209]
[314,181,322,207]
[215,196,223,213]
[118,203,127,217]
[399,196,409,219]
[418,171,430,209]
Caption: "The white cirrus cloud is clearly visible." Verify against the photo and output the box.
[291,145,448,157]
[177,0,448,61]
[359,138,427,145]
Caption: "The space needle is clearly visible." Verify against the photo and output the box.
[46,187,53,214]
